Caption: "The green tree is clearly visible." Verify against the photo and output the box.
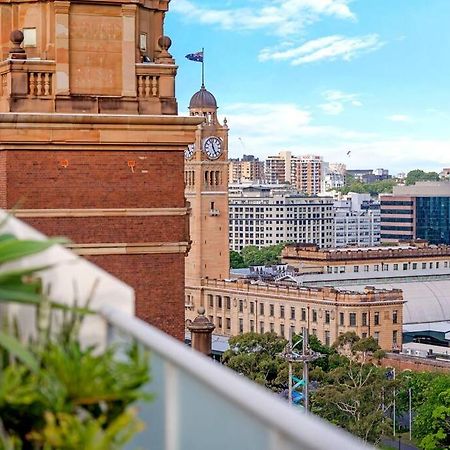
[310,361,395,444]
[222,332,295,390]
[238,243,286,267]
[420,388,450,450]
[230,250,246,269]
[405,169,440,186]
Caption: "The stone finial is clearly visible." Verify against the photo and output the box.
[9,30,27,60]
[155,35,174,64]
[187,306,215,357]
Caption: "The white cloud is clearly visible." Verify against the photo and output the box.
[319,90,362,115]
[387,114,412,122]
[259,34,384,65]
[171,0,355,37]
[219,102,448,173]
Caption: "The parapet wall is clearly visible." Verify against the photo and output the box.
[202,278,404,305]
[282,243,450,262]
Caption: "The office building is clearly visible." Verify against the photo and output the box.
[334,193,380,247]
[381,182,450,244]
[229,186,334,251]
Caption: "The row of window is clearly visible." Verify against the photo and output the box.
[206,295,397,325]
[326,260,449,273]
[213,317,398,347]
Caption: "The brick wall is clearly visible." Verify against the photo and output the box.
[2,150,184,209]
[380,354,450,374]
[1,148,188,339]
[89,253,186,340]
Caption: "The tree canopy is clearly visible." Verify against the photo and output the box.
[230,243,286,269]
[405,169,440,186]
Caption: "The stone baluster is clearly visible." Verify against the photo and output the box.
[29,73,36,96]
[137,75,144,97]
[144,76,150,97]
[44,73,51,95]
[151,76,158,97]
[36,73,43,96]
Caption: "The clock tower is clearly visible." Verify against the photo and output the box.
[185,85,230,290]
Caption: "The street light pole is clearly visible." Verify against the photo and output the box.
[302,327,309,411]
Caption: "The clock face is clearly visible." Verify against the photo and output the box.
[185,143,195,160]
[203,136,222,160]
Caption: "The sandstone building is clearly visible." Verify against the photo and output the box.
[0,0,201,339]
[184,92,404,351]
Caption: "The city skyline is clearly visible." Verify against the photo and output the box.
[167,0,450,173]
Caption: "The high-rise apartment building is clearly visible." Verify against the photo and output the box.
[293,155,323,195]
[229,186,334,251]
[229,155,264,184]
[0,0,201,339]
[264,151,298,184]
[381,182,450,244]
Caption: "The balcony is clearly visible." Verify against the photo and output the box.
[0,59,177,115]
[101,306,373,450]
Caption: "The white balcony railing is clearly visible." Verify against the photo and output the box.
[101,306,374,450]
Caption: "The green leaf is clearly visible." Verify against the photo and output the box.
[0,331,39,372]
[0,238,66,265]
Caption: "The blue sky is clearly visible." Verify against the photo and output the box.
[166,0,450,174]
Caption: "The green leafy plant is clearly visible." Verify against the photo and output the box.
[0,229,151,448]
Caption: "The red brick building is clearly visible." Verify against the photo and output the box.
[0,0,201,339]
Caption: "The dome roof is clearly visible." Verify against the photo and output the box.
[189,85,217,110]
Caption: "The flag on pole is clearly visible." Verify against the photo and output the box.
[185,51,204,63]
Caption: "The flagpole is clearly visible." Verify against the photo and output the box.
[202,47,205,87]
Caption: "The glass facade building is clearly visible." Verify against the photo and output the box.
[416,197,450,244]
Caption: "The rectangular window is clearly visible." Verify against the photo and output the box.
[325,310,330,324]
[349,313,357,327]
[412,263,417,270]
[312,309,317,322]
[436,262,440,269]
[429,262,433,269]
[422,262,426,269]
[259,321,265,334]
[325,331,331,347]
[374,265,379,272]
[280,324,285,337]
[239,300,244,313]
[217,316,222,328]
[393,310,398,324]
[225,296,231,310]
[393,330,398,345]
[260,303,265,316]
[374,312,380,326]
[270,304,275,317]
[250,320,255,332]
[362,332,368,339]
[226,318,231,330]
[208,294,213,307]
[354,266,359,273]
[280,305,285,319]
[403,263,408,270]
[217,296,222,308]
[270,323,275,333]
[249,301,254,314]
[339,312,344,326]
[301,308,306,321]
[393,264,399,271]
[239,319,244,334]
[374,331,380,342]
[382,264,389,271]
[364,265,369,272]
[291,307,296,320]
[362,312,368,326]
[290,325,295,337]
